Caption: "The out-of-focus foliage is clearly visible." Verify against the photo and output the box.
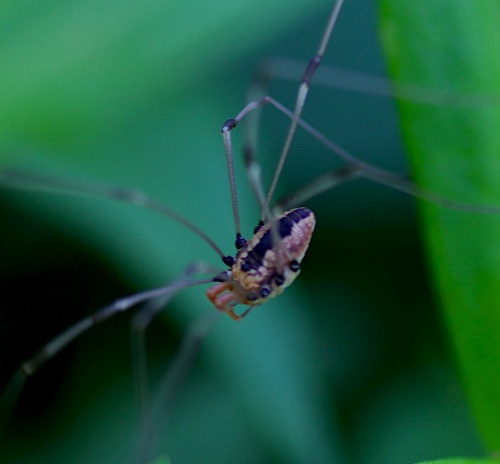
[0,1,494,463]
[418,460,500,464]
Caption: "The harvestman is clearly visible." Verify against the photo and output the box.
[1,0,500,460]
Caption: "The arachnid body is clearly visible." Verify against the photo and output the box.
[208,207,316,319]
[1,1,499,463]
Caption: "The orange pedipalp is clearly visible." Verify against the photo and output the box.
[206,282,243,321]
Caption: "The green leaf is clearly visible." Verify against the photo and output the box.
[379,0,500,451]
[417,459,500,464]
[149,456,171,464]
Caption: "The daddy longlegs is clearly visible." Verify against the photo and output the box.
[2,1,500,463]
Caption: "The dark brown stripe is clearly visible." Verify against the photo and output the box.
[241,208,312,271]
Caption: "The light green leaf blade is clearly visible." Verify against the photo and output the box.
[379,0,500,451]
[417,459,500,464]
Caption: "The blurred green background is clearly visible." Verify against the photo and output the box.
[0,1,489,463]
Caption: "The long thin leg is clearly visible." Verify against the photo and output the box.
[135,310,219,464]
[132,296,165,463]
[129,263,217,458]
[252,57,500,107]
[276,163,363,212]
[221,123,246,250]
[0,169,227,261]
[221,0,345,226]
[229,0,500,217]
[269,98,500,214]
[263,0,344,215]
[130,276,192,458]
[0,262,220,425]
[223,10,360,275]
[222,111,271,224]
[226,95,500,215]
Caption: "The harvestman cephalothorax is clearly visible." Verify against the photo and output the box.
[1,0,500,462]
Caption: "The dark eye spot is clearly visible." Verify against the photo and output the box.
[246,292,258,302]
[241,262,252,272]
[253,221,264,234]
[289,260,300,272]
[260,286,271,298]
[235,235,247,250]
[274,274,285,286]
